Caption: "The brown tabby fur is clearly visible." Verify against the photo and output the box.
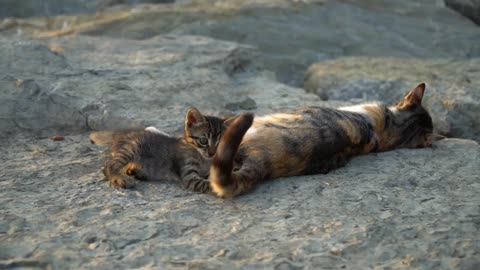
[90,108,236,192]
[210,83,445,198]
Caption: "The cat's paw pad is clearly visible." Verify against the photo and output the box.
[125,168,134,176]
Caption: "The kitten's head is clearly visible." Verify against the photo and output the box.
[390,83,445,148]
[184,107,237,158]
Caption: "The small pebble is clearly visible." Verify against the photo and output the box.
[51,135,65,141]
[88,242,99,250]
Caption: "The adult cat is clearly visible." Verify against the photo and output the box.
[210,83,445,198]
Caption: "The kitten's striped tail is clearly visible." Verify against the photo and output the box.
[210,112,254,198]
[90,130,139,188]
[89,131,116,146]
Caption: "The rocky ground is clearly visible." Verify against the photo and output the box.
[1,0,479,269]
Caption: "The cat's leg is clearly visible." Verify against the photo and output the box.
[125,162,148,180]
[103,158,137,188]
[181,170,211,193]
[179,157,211,193]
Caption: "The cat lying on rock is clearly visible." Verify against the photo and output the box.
[91,83,444,198]
[90,108,237,193]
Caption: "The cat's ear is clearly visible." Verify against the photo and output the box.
[402,83,426,106]
[425,132,446,146]
[185,107,206,128]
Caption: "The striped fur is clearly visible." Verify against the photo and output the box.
[90,108,235,192]
[210,83,444,198]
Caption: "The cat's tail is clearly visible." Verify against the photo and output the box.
[89,131,116,146]
[209,112,254,198]
[90,130,142,188]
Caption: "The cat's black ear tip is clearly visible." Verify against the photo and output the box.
[418,82,426,89]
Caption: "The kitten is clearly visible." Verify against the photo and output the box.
[90,108,235,192]
[210,83,445,198]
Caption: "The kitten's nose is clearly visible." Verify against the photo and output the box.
[208,149,215,157]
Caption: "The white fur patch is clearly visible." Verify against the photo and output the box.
[245,127,257,138]
[338,104,369,115]
[145,126,170,136]
[389,106,399,115]
[339,103,381,124]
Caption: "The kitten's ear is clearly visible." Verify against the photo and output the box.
[185,107,206,128]
[402,83,426,106]
[425,132,446,146]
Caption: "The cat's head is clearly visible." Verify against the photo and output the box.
[183,107,237,158]
[389,83,445,148]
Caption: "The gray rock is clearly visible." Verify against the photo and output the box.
[2,0,479,87]
[445,0,480,25]
[0,33,479,269]
[0,1,479,269]
[0,133,478,269]
[89,0,480,86]
[0,34,324,138]
[304,57,480,141]
[225,97,257,111]
[0,0,174,19]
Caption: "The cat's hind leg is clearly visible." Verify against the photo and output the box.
[125,162,148,180]
[103,158,138,188]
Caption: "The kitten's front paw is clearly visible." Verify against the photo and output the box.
[110,175,136,189]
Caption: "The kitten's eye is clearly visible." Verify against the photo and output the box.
[198,138,208,146]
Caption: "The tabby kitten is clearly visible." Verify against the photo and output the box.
[90,108,234,192]
[210,83,445,198]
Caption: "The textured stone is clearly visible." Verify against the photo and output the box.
[445,0,480,25]
[2,0,479,86]
[1,134,478,269]
[1,34,479,269]
[0,1,479,269]
[0,0,174,19]
[0,34,325,138]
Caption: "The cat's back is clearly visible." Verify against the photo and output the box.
[120,130,179,158]
[90,130,179,157]
[238,106,375,177]
[244,106,354,140]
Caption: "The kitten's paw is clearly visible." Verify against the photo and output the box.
[125,163,147,180]
[110,175,136,189]
[183,179,211,193]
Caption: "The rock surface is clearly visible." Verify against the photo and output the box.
[1,134,479,269]
[0,0,174,19]
[0,34,327,138]
[1,0,479,269]
[2,0,479,86]
[304,57,480,141]
[445,0,480,25]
